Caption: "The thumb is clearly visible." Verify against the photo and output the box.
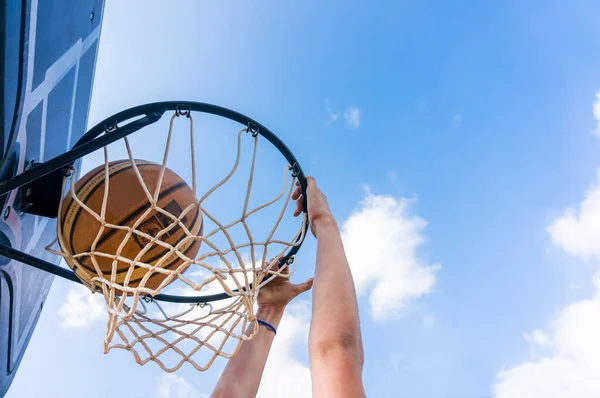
[305,176,318,199]
[294,278,313,294]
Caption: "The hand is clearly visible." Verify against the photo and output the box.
[257,258,313,311]
[292,176,335,237]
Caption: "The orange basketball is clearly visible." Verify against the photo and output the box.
[59,159,203,292]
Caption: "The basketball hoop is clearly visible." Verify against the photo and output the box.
[0,102,308,372]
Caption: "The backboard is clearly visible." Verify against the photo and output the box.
[0,0,104,394]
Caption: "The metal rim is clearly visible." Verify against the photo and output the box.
[79,101,309,303]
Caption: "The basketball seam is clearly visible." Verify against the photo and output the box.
[61,160,200,276]
[123,238,202,286]
[82,220,202,286]
[116,210,204,285]
[74,182,197,274]
[62,160,156,250]
[80,204,201,277]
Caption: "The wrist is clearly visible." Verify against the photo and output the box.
[312,214,337,236]
[256,305,284,327]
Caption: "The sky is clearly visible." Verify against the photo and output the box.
[6,0,600,397]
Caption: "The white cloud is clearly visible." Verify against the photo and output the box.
[523,329,550,347]
[156,374,205,398]
[546,170,600,260]
[326,105,340,123]
[341,191,440,321]
[494,137,600,397]
[493,273,600,398]
[326,104,361,128]
[344,106,361,128]
[258,301,312,398]
[593,91,600,135]
[57,285,106,330]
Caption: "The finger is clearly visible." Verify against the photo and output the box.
[277,255,290,275]
[293,196,304,217]
[305,176,320,202]
[292,186,302,200]
[263,257,279,273]
[278,259,290,275]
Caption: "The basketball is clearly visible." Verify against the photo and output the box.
[59,159,203,292]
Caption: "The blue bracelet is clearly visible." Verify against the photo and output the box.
[257,319,277,335]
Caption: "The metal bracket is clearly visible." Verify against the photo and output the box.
[175,104,191,118]
[290,163,300,178]
[16,162,70,218]
[247,122,259,137]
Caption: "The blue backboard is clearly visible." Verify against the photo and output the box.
[0,0,104,394]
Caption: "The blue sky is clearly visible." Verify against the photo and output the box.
[7,1,600,397]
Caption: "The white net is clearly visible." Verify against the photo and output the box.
[47,110,307,371]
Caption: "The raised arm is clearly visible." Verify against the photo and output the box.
[293,177,366,398]
[211,262,312,398]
